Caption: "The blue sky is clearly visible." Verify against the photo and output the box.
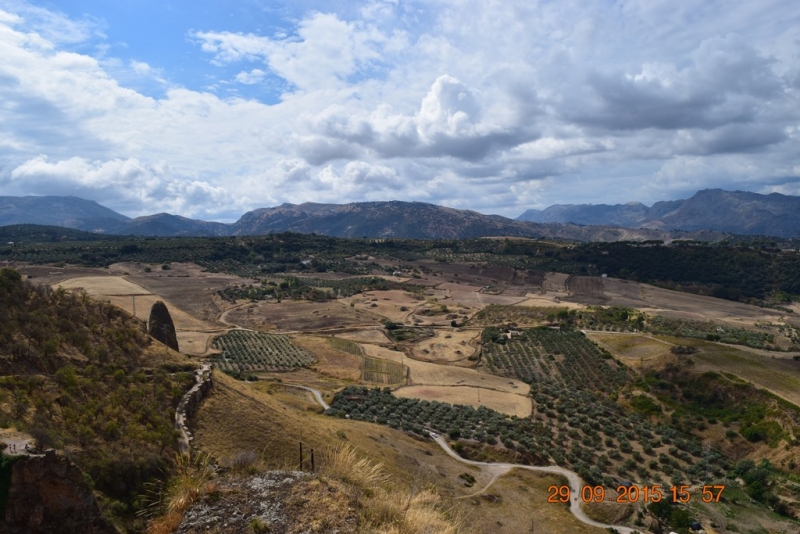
[0,0,799,221]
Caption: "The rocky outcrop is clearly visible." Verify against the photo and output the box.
[175,364,212,453]
[1,450,118,534]
[148,300,179,351]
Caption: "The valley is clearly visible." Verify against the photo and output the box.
[2,234,800,534]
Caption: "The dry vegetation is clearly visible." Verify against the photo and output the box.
[225,299,381,331]
[409,329,479,363]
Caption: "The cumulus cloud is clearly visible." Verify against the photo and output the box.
[0,0,798,218]
[194,12,389,91]
[6,156,231,216]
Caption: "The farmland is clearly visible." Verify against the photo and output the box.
[8,228,800,533]
[325,336,405,384]
[211,330,315,373]
[327,385,732,490]
[481,328,631,393]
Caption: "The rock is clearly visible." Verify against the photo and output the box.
[1,450,118,534]
[148,300,179,351]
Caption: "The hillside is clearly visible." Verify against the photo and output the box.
[0,196,130,232]
[0,268,196,532]
[518,189,800,238]
[0,195,728,242]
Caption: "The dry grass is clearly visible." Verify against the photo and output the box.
[54,275,222,355]
[452,470,607,534]
[320,445,464,534]
[409,329,479,363]
[658,335,800,407]
[345,290,421,323]
[144,452,218,534]
[361,344,530,395]
[225,300,381,331]
[587,333,673,368]
[292,335,362,381]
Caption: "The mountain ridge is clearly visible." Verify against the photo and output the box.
[517,189,800,238]
[0,189,795,240]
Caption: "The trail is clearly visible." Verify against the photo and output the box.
[289,384,649,534]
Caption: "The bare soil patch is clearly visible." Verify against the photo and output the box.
[333,328,390,344]
[588,277,789,328]
[395,385,531,417]
[360,345,530,395]
[226,300,382,331]
[115,262,242,325]
[439,285,527,310]
[587,333,673,367]
[292,336,362,382]
[344,289,421,323]
[409,329,479,363]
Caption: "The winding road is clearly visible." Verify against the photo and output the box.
[286,384,649,534]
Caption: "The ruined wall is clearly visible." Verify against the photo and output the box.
[175,364,212,453]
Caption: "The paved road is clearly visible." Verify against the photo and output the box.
[294,384,648,534]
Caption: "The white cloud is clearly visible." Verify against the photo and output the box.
[194,12,389,91]
[234,68,266,85]
[0,0,798,220]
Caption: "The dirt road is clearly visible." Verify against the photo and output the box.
[294,384,649,534]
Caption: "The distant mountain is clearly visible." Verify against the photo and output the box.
[231,201,542,239]
[518,189,800,238]
[519,202,654,227]
[123,213,230,237]
[0,194,736,242]
[0,195,130,231]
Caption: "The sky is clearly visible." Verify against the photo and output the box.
[0,0,798,221]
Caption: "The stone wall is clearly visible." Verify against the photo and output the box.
[175,364,212,453]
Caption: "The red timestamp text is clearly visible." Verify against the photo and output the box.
[547,484,725,504]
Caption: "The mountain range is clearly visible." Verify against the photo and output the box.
[1,189,797,240]
[517,189,800,238]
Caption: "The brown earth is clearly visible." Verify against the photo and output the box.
[225,300,382,332]
[408,328,479,363]
[344,289,422,323]
[291,335,362,382]
[395,385,532,418]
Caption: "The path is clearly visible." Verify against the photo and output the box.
[0,430,38,457]
[285,384,330,410]
[289,384,649,534]
[432,434,649,534]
